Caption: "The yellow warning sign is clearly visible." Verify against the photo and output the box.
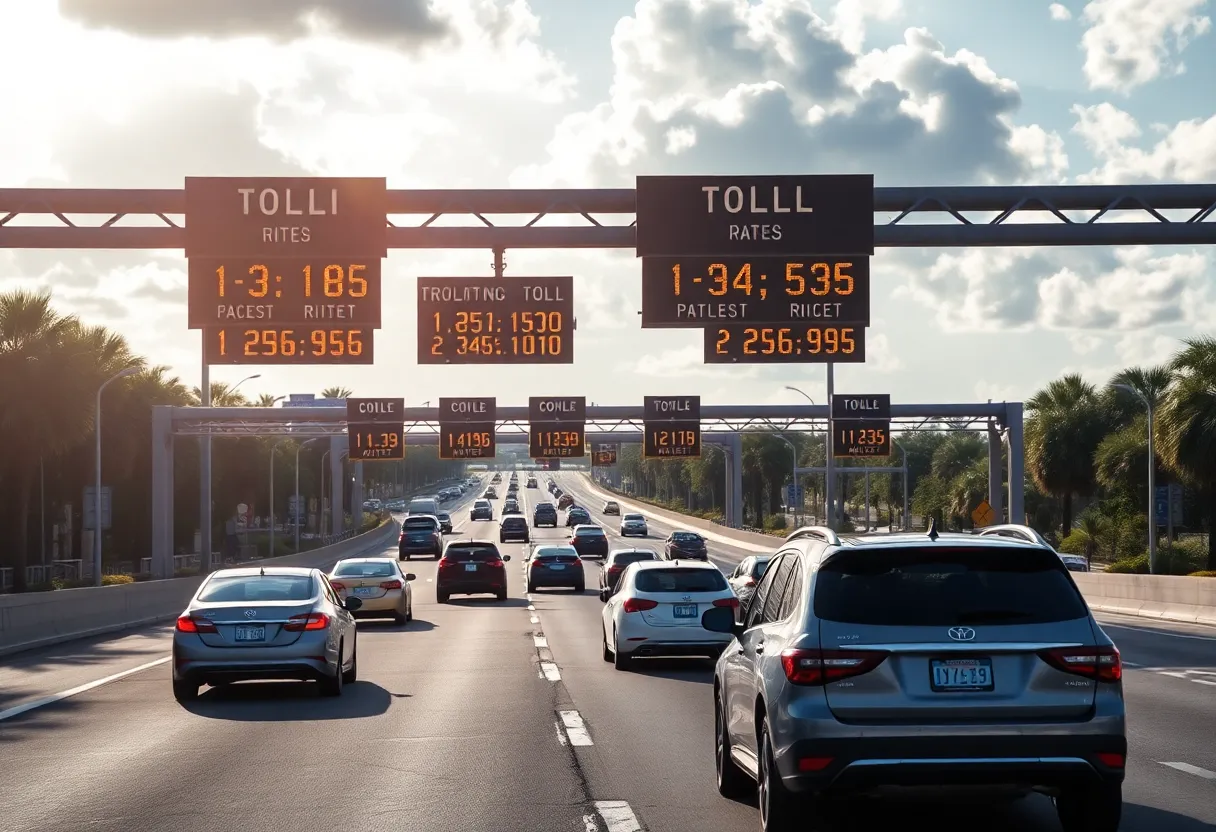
[971,500,995,528]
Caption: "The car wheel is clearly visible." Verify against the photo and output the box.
[393,610,407,625]
[172,679,198,703]
[405,599,413,623]
[319,644,345,697]
[574,583,585,592]
[758,717,798,831]
[527,581,536,593]
[496,588,508,601]
[601,627,613,662]
[613,628,632,671]
[434,553,440,560]
[341,640,358,684]
[1055,782,1122,832]
[715,692,752,799]
[403,553,411,561]
[437,591,450,603]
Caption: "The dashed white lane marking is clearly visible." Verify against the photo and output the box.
[534,635,549,649]
[0,656,171,722]
[582,813,598,832]
[530,616,540,625]
[541,661,562,682]
[1122,661,1143,668]
[1159,762,1216,780]
[559,709,593,746]
[528,604,536,611]
[555,722,568,746]
[594,801,643,832]
[1131,667,1216,687]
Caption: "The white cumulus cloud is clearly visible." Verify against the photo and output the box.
[1079,0,1212,93]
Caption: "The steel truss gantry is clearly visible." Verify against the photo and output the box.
[2,184,1215,249]
[148,402,1024,578]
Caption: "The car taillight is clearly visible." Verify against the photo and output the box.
[438,558,454,569]
[175,614,217,634]
[284,613,331,631]
[1037,645,1122,683]
[713,597,740,610]
[380,580,402,590]
[779,648,889,685]
[398,531,405,541]
[531,559,546,569]
[329,581,347,592]
[485,559,504,568]
[622,598,658,613]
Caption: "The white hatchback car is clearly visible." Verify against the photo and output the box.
[600,560,738,670]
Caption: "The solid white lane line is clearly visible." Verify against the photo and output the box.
[541,661,562,682]
[1100,621,1216,641]
[594,801,642,832]
[534,635,549,649]
[0,656,171,722]
[1191,678,1216,686]
[560,709,593,746]
[1122,661,1143,668]
[1159,762,1216,780]
[1160,671,1192,679]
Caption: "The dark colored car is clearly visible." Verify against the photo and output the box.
[399,516,442,559]
[600,548,659,595]
[526,545,585,592]
[570,524,609,558]
[436,541,511,602]
[557,494,574,510]
[503,498,520,514]
[664,530,707,560]
[483,487,498,500]
[470,499,493,521]
[499,515,530,543]
[602,501,620,515]
[435,511,453,534]
[533,503,559,528]
[565,507,591,527]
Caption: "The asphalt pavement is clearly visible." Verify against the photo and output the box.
[1,470,1213,832]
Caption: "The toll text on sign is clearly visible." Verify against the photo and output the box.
[420,284,566,303]
[237,186,338,245]
[701,184,813,243]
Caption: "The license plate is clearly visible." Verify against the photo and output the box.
[465,563,478,572]
[548,563,566,570]
[673,604,698,618]
[930,658,994,691]
[355,587,376,596]
[234,625,265,642]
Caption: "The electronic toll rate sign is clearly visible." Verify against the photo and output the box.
[438,397,496,460]
[529,397,586,459]
[346,398,405,461]
[643,395,701,459]
[641,256,870,328]
[417,276,575,365]
[831,394,891,458]
[704,324,865,364]
[591,444,619,466]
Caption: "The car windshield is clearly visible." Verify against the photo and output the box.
[575,527,604,537]
[403,517,436,529]
[635,568,727,593]
[332,561,397,578]
[436,513,450,521]
[813,547,1090,627]
[502,517,526,527]
[197,574,315,602]
[534,546,579,560]
[444,544,501,561]
[623,514,644,522]
[671,532,702,543]
[474,500,490,508]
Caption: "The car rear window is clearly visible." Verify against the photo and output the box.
[813,547,1089,627]
[671,531,703,542]
[198,574,316,602]
[444,544,501,561]
[575,527,605,537]
[623,514,644,521]
[535,547,580,561]
[635,568,727,593]
[332,561,397,578]
[403,517,436,529]
[502,517,526,527]
[612,551,657,566]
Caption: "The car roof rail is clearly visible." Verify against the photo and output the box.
[974,524,1054,548]
[783,526,841,546]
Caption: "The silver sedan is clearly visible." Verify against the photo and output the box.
[171,566,361,703]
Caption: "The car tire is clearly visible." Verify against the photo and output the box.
[403,553,411,561]
[613,629,632,671]
[1055,782,1122,832]
[715,692,752,799]
[434,553,440,561]
[602,627,613,663]
[172,679,198,703]
[496,589,508,601]
[319,645,345,697]
[437,591,450,603]
[405,599,413,623]
[341,641,358,684]
[574,582,585,593]
[758,717,798,831]
[393,611,407,625]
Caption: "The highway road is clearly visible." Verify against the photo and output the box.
[1,470,1214,831]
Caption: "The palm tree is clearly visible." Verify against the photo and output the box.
[1025,374,1113,533]
[321,386,353,399]
[254,393,282,407]
[1156,337,1216,569]
[1107,365,1173,426]
[191,381,250,407]
[1093,415,1153,506]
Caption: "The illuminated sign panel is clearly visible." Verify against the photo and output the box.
[641,256,870,328]
[528,397,587,459]
[346,398,404,423]
[438,397,496,460]
[831,394,891,421]
[203,326,374,365]
[643,395,701,459]
[184,177,388,258]
[704,325,866,364]
[417,276,574,365]
[635,175,874,258]
[832,394,892,458]
[187,258,382,328]
[347,423,404,461]
[591,444,619,466]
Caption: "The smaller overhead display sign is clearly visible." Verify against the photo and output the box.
[635,174,874,258]
[703,325,866,364]
[591,444,619,466]
[831,394,891,421]
[831,393,891,458]
[643,395,701,459]
[438,397,496,460]
[528,396,587,459]
[184,176,388,258]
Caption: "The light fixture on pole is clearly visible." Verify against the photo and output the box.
[94,366,140,586]
[1113,383,1156,574]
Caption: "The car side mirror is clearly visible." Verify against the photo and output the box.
[599,588,610,602]
[701,605,743,636]
[404,573,417,582]
[344,595,363,611]
[502,555,511,562]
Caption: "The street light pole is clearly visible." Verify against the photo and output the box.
[295,437,322,551]
[1113,384,1156,574]
[776,434,799,528]
[784,386,822,523]
[269,437,290,557]
[893,438,910,531]
[94,366,139,586]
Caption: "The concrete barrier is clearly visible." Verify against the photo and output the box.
[575,474,1216,627]
[0,517,402,658]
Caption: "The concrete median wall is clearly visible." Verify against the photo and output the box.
[574,473,1216,627]
[0,517,402,658]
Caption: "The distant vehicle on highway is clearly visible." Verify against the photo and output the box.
[570,524,609,558]
[499,514,530,544]
[532,502,559,527]
[701,524,1126,831]
[565,506,591,527]
[725,554,771,611]
[405,497,439,517]
[434,511,453,535]
[525,544,584,593]
[526,477,538,488]
[664,530,708,560]
[557,494,574,510]
[620,513,648,537]
[483,487,498,500]
[399,515,443,560]
[602,500,620,515]
[329,557,416,625]
[172,566,360,702]
[469,499,493,522]
[599,548,659,596]
[436,541,511,602]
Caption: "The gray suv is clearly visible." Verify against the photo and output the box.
[702,524,1125,832]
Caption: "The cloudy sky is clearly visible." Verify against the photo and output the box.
[1,0,1213,409]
